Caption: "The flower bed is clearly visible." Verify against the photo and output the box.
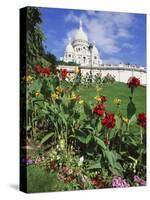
[21,66,146,191]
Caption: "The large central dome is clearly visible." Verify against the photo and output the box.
[74,20,88,42]
[63,19,102,66]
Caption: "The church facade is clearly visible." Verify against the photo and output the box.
[63,20,102,67]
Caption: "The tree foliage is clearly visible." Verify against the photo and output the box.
[26,7,57,72]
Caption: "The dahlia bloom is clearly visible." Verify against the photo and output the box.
[102,113,115,128]
[93,103,105,117]
[127,77,140,88]
[137,113,146,128]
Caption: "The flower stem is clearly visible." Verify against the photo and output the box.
[140,127,143,144]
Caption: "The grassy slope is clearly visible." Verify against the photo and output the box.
[78,82,146,114]
[27,166,64,193]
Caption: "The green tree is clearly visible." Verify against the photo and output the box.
[43,52,57,73]
[26,7,49,69]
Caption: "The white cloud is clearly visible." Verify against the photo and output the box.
[103,57,123,64]
[122,42,133,49]
[64,11,134,56]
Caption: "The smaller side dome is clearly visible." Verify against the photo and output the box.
[92,41,99,55]
[65,38,74,53]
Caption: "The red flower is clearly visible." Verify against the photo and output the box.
[91,177,100,187]
[102,113,115,128]
[93,103,105,117]
[61,69,68,79]
[127,77,140,88]
[101,95,107,103]
[34,65,42,74]
[137,113,146,128]
[42,67,51,76]
[34,65,51,76]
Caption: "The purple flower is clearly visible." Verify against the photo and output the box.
[134,175,146,186]
[21,159,33,165]
[112,176,130,188]
[140,179,146,186]
[134,175,141,183]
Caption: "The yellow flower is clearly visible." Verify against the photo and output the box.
[70,95,77,100]
[22,75,33,82]
[94,96,101,101]
[96,85,103,93]
[74,67,80,74]
[123,117,129,124]
[51,93,59,101]
[35,90,41,97]
[79,100,84,105]
[56,86,63,94]
[69,92,77,100]
[113,98,122,105]
[26,75,33,82]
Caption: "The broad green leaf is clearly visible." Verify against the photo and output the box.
[104,150,114,167]
[76,134,92,144]
[115,162,123,172]
[128,114,136,126]
[94,136,106,150]
[127,97,136,119]
[86,134,92,144]
[40,132,54,144]
[88,160,101,169]
[76,135,87,144]
[109,166,123,176]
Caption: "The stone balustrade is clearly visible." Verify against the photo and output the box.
[57,64,147,85]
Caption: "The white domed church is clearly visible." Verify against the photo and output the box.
[63,20,102,67]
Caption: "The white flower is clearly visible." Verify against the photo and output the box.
[78,156,84,166]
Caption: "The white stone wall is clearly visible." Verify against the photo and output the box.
[57,65,146,85]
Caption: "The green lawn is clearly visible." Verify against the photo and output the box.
[78,82,146,115]
[26,82,146,193]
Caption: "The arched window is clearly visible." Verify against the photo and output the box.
[83,57,86,63]
[68,54,71,57]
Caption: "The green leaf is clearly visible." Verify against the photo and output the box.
[84,102,92,117]
[115,115,121,130]
[86,134,92,144]
[87,152,94,156]
[88,160,101,169]
[128,114,136,126]
[127,97,136,119]
[104,150,114,167]
[76,134,92,144]
[59,113,67,126]
[40,132,54,144]
[42,109,50,115]
[109,166,123,176]
[94,136,106,150]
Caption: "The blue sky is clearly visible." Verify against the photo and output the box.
[40,7,146,66]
